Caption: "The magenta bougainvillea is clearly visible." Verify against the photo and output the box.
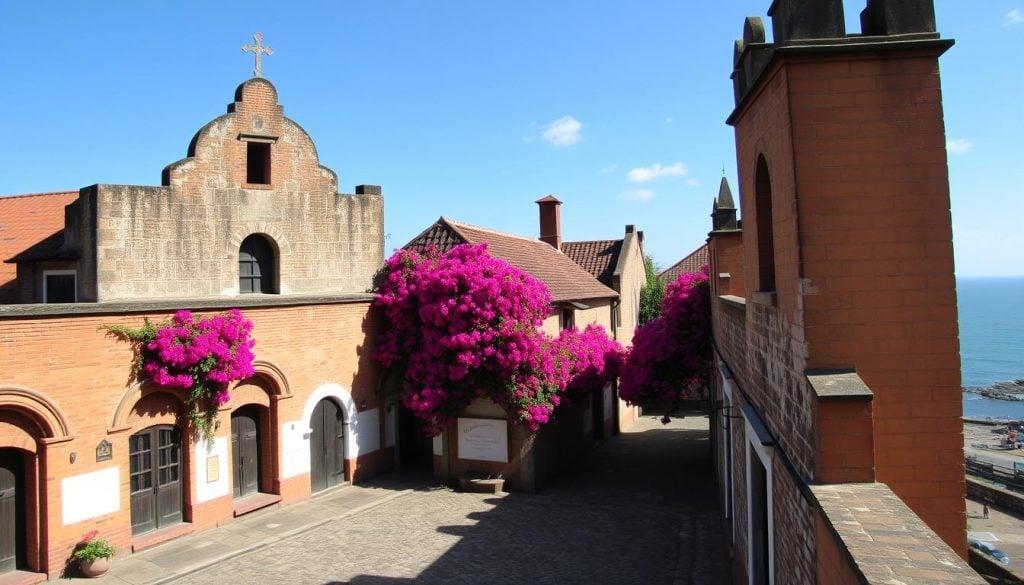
[106,309,256,443]
[374,243,622,435]
[552,324,626,397]
[618,266,711,406]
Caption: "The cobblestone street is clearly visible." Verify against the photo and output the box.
[139,415,729,585]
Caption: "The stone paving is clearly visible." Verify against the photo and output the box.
[80,414,730,585]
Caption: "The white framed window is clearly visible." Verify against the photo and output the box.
[743,404,775,585]
[43,269,76,303]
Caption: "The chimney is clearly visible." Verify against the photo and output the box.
[536,195,562,249]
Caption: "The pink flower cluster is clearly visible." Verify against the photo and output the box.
[374,244,623,435]
[141,309,256,407]
[619,266,710,405]
[550,324,626,397]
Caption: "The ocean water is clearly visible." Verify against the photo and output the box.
[958,277,1024,419]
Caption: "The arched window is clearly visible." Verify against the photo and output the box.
[239,234,276,294]
[754,155,776,292]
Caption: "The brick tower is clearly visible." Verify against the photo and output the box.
[710,0,976,582]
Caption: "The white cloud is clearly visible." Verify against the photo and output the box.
[620,189,655,202]
[947,138,974,154]
[599,164,618,174]
[1004,9,1024,26]
[686,178,701,187]
[628,162,687,183]
[541,116,582,147]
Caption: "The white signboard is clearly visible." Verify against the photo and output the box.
[352,408,381,456]
[280,420,310,479]
[195,436,229,502]
[62,467,119,525]
[457,417,509,463]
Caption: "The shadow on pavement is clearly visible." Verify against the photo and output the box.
[326,415,731,585]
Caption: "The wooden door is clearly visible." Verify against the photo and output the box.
[0,450,24,573]
[130,427,182,535]
[309,399,345,493]
[231,407,261,498]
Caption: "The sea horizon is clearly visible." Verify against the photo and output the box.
[958,276,1024,418]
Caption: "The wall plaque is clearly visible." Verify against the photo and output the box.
[95,440,112,462]
[457,417,508,463]
[206,456,220,483]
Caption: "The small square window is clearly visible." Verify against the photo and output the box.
[44,271,76,303]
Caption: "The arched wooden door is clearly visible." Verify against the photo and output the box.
[129,426,183,535]
[0,449,25,573]
[309,399,345,493]
[231,406,261,498]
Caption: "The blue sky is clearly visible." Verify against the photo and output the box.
[0,1,1020,276]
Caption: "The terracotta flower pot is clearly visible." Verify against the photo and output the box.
[79,556,111,578]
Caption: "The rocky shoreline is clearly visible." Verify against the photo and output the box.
[964,379,1024,402]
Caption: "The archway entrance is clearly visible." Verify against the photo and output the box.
[309,398,345,493]
[0,449,25,573]
[129,426,183,535]
[231,406,261,498]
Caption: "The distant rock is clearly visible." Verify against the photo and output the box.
[964,379,1024,401]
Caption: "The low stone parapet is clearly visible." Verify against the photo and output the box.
[812,483,985,584]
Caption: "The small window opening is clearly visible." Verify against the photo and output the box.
[247,142,271,185]
[44,271,76,303]
[561,308,575,330]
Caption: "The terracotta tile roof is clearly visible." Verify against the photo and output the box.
[561,239,622,289]
[659,243,708,284]
[0,191,78,303]
[405,218,618,303]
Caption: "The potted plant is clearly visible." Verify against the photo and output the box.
[72,530,114,578]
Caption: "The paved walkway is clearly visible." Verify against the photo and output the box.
[966,496,1024,577]
[71,414,730,585]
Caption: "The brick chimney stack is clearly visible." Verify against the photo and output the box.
[536,195,562,249]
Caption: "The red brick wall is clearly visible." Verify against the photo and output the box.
[709,231,744,299]
[816,399,874,483]
[0,300,388,577]
[815,512,863,584]
[783,51,965,553]
[717,40,965,578]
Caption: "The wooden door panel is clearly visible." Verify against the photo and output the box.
[309,400,326,492]
[156,429,183,525]
[0,454,19,573]
[328,401,344,488]
[129,432,156,535]
[310,399,345,493]
[130,427,182,535]
[232,409,260,498]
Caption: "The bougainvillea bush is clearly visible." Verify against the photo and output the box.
[552,324,626,397]
[374,243,623,435]
[618,266,710,407]
[106,309,256,444]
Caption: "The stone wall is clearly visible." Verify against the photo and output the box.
[612,227,646,346]
[76,78,384,302]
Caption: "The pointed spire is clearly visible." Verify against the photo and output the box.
[712,177,738,231]
[717,176,736,210]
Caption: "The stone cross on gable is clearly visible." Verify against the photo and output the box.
[242,33,273,78]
